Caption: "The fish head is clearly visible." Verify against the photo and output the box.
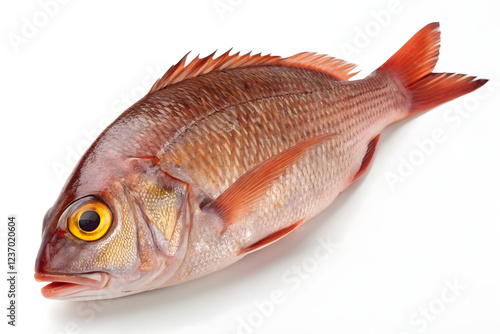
[35,155,191,301]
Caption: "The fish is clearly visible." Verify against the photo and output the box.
[35,22,487,300]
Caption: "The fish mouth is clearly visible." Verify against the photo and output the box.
[35,272,110,299]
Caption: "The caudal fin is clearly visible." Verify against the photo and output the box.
[377,22,487,116]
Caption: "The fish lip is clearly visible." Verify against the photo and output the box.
[35,272,110,299]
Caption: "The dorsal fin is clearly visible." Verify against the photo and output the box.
[280,52,358,81]
[149,50,358,93]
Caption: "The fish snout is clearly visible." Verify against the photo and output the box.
[35,237,111,299]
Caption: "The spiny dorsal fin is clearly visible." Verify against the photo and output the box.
[149,50,357,93]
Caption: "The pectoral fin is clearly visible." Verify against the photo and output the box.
[203,133,336,226]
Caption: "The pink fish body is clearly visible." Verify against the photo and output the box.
[35,23,487,300]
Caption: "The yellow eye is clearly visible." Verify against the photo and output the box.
[67,198,112,241]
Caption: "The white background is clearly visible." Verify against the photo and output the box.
[1,0,499,333]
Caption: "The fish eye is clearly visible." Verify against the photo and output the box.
[67,198,112,241]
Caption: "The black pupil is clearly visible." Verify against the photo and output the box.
[79,211,101,232]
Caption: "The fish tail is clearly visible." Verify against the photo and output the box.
[377,22,487,117]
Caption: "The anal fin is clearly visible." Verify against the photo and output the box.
[351,134,380,183]
[239,219,306,255]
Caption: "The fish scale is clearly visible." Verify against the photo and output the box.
[35,23,488,300]
[151,67,400,201]
[160,72,408,284]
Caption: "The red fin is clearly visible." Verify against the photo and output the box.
[204,133,336,225]
[149,50,357,93]
[281,52,358,81]
[239,219,305,255]
[377,22,441,87]
[351,134,380,184]
[150,50,281,93]
[377,22,488,116]
[408,73,488,114]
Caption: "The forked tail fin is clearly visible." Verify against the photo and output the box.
[377,22,487,117]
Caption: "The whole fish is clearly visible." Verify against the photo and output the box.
[35,23,487,300]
